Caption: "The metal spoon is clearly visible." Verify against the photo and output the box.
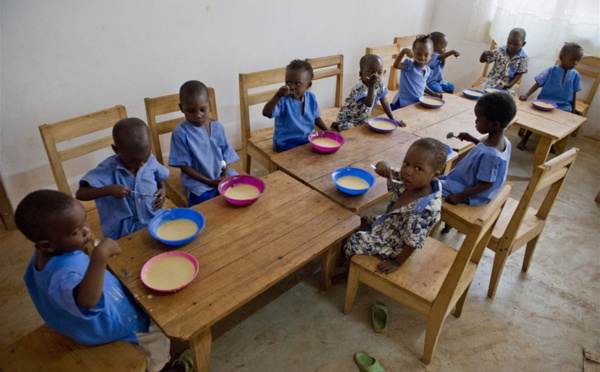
[446,132,456,139]
[131,191,154,197]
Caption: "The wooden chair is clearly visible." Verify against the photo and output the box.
[472,40,522,92]
[305,54,344,126]
[0,324,146,371]
[145,88,218,207]
[486,148,579,298]
[344,184,512,364]
[567,56,600,137]
[0,174,16,231]
[39,106,129,239]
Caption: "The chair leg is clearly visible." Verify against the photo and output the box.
[518,128,526,137]
[343,261,359,315]
[243,153,252,174]
[423,313,446,365]
[522,236,540,272]
[453,284,471,318]
[487,244,512,299]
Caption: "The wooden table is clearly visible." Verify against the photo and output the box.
[109,171,360,371]
[513,99,587,169]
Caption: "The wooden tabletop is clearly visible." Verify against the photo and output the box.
[108,171,360,342]
[515,99,587,129]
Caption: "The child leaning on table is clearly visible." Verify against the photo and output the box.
[390,34,442,110]
[15,190,171,372]
[169,80,239,207]
[263,59,329,151]
[517,42,584,150]
[342,138,447,274]
[76,118,169,240]
[331,54,404,132]
[427,31,460,94]
[480,27,528,96]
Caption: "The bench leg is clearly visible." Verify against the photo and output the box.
[189,328,212,372]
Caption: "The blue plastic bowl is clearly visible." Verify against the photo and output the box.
[331,167,376,196]
[148,208,206,246]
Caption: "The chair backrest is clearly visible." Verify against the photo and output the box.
[39,105,128,196]
[500,148,579,246]
[393,35,418,49]
[571,56,600,106]
[365,44,401,91]
[305,54,344,108]
[0,174,16,230]
[144,88,218,165]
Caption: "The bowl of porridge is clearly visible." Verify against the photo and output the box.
[218,175,266,206]
[419,96,445,109]
[148,208,205,246]
[531,99,557,112]
[308,131,345,153]
[367,118,398,133]
[331,167,376,196]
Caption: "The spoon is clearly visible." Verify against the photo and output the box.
[370,164,400,183]
[446,132,456,139]
[131,191,154,197]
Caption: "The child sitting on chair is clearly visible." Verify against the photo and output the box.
[439,91,516,206]
[480,28,528,96]
[517,42,584,150]
[169,80,239,206]
[390,34,442,110]
[16,190,171,372]
[331,54,404,131]
[263,59,329,151]
[427,31,460,94]
[341,138,447,275]
[76,118,169,240]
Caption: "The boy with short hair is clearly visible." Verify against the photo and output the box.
[331,54,404,131]
[15,190,171,371]
[263,59,329,152]
[343,137,447,274]
[480,28,528,96]
[76,118,169,240]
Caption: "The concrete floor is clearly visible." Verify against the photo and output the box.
[1,126,598,371]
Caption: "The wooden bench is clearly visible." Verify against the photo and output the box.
[0,324,146,371]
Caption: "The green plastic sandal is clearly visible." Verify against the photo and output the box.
[371,301,388,333]
[171,349,193,372]
[353,351,385,372]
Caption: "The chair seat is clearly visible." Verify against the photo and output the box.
[371,90,398,117]
[575,100,589,116]
[351,237,477,312]
[320,106,340,127]
[489,197,544,249]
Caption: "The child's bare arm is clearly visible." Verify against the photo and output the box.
[519,82,541,101]
[438,50,460,61]
[360,74,380,108]
[262,86,289,117]
[377,245,415,274]
[393,48,411,70]
[425,86,442,98]
[180,165,222,187]
[445,181,493,205]
[152,181,166,210]
[314,117,329,131]
[480,50,494,63]
[74,238,121,309]
[76,184,131,201]
[501,72,523,89]
[380,97,406,127]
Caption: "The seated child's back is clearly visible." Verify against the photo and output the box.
[76,118,169,240]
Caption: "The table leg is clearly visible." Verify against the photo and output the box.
[189,328,212,372]
[553,136,569,156]
[533,136,554,170]
[320,243,340,291]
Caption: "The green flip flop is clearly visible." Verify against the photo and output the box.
[171,349,193,372]
[353,351,385,372]
[371,301,388,333]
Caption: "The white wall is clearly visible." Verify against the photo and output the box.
[429,0,599,139]
[0,0,435,207]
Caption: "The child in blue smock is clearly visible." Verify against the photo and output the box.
[480,28,528,96]
[169,80,239,206]
[331,54,404,131]
[76,118,169,240]
[390,34,442,110]
[427,31,460,94]
[517,42,584,150]
[263,59,329,151]
[16,190,171,371]
[439,91,516,220]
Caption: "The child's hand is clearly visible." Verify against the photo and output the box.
[106,184,131,199]
[276,85,290,98]
[483,50,494,58]
[404,49,414,59]
[367,73,381,87]
[376,259,400,274]
[395,119,406,128]
[519,95,528,101]
[93,238,122,259]
[152,188,166,210]
[456,132,472,141]
[433,92,443,98]
[445,193,466,205]
[374,161,392,178]
[453,50,461,58]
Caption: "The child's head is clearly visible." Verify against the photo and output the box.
[359,54,383,85]
[559,42,584,70]
[412,34,434,68]
[179,80,211,128]
[506,28,526,57]
[111,118,152,173]
[285,59,314,101]
[401,138,447,190]
[474,92,517,134]
[430,31,448,54]
[15,190,91,253]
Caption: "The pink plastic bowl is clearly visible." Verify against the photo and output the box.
[308,131,345,153]
[218,175,266,206]
[141,251,199,293]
